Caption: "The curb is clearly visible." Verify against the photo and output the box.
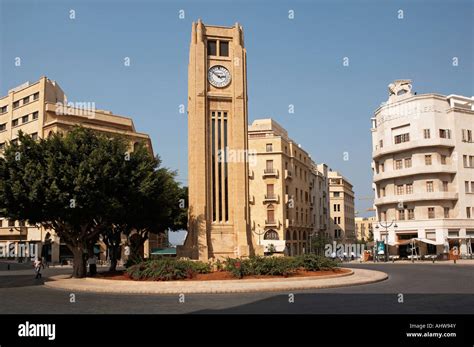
[44,268,388,294]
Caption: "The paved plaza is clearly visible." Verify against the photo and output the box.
[0,261,473,314]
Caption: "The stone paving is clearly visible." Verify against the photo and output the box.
[43,268,388,294]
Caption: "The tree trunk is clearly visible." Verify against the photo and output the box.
[71,246,87,278]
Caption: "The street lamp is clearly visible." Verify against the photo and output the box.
[375,220,398,262]
[252,224,266,251]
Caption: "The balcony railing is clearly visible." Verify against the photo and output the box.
[265,219,278,227]
[264,194,279,203]
[263,168,279,178]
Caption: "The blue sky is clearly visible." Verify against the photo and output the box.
[1,0,473,234]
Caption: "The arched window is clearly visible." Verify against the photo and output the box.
[285,230,291,240]
[292,230,298,241]
[264,230,279,240]
[303,231,307,240]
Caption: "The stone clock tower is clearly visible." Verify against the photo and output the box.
[178,20,254,260]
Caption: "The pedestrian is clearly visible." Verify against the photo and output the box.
[88,254,97,276]
[34,257,44,279]
[351,251,355,261]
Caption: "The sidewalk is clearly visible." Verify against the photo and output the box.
[44,268,387,294]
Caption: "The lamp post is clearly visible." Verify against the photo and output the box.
[252,224,266,253]
[375,220,398,262]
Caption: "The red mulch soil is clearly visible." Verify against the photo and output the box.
[95,268,350,281]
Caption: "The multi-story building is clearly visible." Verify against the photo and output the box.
[371,79,474,258]
[0,77,153,263]
[328,170,356,242]
[248,118,330,256]
[355,216,375,242]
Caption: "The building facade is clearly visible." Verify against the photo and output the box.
[248,118,330,256]
[328,171,356,242]
[179,20,254,260]
[355,216,375,242]
[0,77,153,263]
[371,80,474,258]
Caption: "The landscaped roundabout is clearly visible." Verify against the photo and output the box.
[45,255,388,294]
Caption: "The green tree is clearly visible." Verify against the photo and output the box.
[0,127,179,277]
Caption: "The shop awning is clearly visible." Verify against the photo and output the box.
[414,238,442,246]
[150,247,177,256]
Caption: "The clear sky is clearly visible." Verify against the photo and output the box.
[1,0,473,236]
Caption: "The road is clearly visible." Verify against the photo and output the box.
[0,262,473,314]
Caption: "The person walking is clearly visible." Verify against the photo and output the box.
[88,254,97,276]
[34,257,44,279]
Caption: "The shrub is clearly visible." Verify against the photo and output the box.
[126,258,211,281]
[295,253,339,271]
[225,256,298,278]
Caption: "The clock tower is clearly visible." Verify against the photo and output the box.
[178,20,254,260]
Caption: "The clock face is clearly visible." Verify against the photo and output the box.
[208,65,231,88]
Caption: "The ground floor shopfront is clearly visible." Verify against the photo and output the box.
[373,219,474,258]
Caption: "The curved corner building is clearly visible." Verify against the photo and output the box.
[371,80,474,258]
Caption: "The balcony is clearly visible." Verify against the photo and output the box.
[373,164,456,182]
[263,194,279,203]
[265,219,279,227]
[372,138,455,159]
[284,169,292,179]
[263,168,279,178]
[374,191,459,206]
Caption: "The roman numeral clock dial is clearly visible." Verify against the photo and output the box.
[208,65,231,88]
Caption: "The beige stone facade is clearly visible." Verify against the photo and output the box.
[179,21,253,260]
[0,77,153,263]
[371,80,474,257]
[328,171,356,242]
[355,216,375,241]
[248,118,330,256]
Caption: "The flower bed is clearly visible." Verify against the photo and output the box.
[125,254,339,281]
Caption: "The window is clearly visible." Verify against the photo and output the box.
[404,157,412,168]
[32,111,39,120]
[441,155,447,165]
[266,204,275,224]
[22,115,29,123]
[379,139,383,148]
[265,160,274,173]
[394,159,403,170]
[0,105,7,113]
[207,40,217,55]
[425,155,432,165]
[396,185,404,195]
[439,129,451,139]
[423,129,430,139]
[33,92,39,100]
[394,133,410,144]
[467,207,472,219]
[406,183,413,194]
[398,209,405,220]
[31,132,38,141]
[426,181,434,192]
[428,207,435,219]
[266,143,272,152]
[444,207,450,218]
[442,181,448,192]
[13,101,20,109]
[0,123,6,131]
[22,96,30,104]
[8,220,15,227]
[408,209,415,220]
[266,184,274,198]
[466,181,470,193]
[12,119,19,127]
[462,129,473,142]
[472,182,474,193]
[381,211,387,221]
[380,187,385,197]
[333,192,340,197]
[380,163,384,172]
[219,41,229,56]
